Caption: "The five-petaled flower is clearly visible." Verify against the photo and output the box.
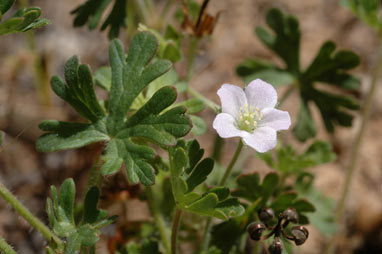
[213,79,291,153]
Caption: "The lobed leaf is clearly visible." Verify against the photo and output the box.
[38,32,191,186]
[238,8,361,142]
[170,141,244,219]
[71,0,126,39]
[46,180,115,252]
[0,6,50,35]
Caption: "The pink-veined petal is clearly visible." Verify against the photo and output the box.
[245,79,277,109]
[213,113,249,138]
[242,127,277,153]
[217,84,247,118]
[259,108,291,131]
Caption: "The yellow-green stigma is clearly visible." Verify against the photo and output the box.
[237,104,263,132]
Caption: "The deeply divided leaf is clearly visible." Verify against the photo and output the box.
[170,140,244,219]
[37,32,191,186]
[237,8,361,142]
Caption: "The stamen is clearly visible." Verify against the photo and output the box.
[237,104,263,132]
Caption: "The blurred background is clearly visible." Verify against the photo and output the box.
[0,0,381,253]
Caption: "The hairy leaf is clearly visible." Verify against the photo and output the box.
[170,141,244,219]
[46,179,115,252]
[38,32,191,186]
[0,6,50,35]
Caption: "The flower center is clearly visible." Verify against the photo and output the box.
[237,104,263,132]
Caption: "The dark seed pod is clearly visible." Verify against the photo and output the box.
[258,207,275,222]
[269,237,283,254]
[291,226,309,245]
[247,221,266,241]
[282,208,299,223]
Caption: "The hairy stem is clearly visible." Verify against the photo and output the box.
[187,86,220,113]
[171,209,183,254]
[186,37,199,81]
[201,139,244,252]
[219,139,244,186]
[146,186,171,254]
[327,27,382,254]
[0,180,63,245]
[0,237,15,254]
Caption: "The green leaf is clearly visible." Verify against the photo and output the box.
[38,32,191,186]
[71,0,127,39]
[210,219,243,254]
[107,33,172,134]
[0,0,14,14]
[232,172,279,207]
[302,41,360,89]
[239,8,361,142]
[60,179,76,224]
[100,0,126,39]
[37,121,109,152]
[170,141,244,219]
[293,100,316,141]
[77,224,99,246]
[162,42,182,62]
[236,58,295,86]
[83,187,106,224]
[258,141,336,174]
[190,115,207,136]
[341,0,381,29]
[94,66,111,91]
[0,6,50,35]
[270,191,298,211]
[232,173,261,202]
[46,179,115,251]
[124,239,159,254]
[186,158,214,192]
[176,98,205,114]
[255,8,300,74]
[295,173,337,235]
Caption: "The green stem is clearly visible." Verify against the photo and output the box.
[0,237,15,254]
[146,186,171,254]
[25,31,51,107]
[0,180,63,246]
[326,27,382,254]
[171,209,183,254]
[186,37,199,82]
[135,0,150,24]
[278,85,296,108]
[187,86,221,113]
[200,140,245,252]
[126,0,135,41]
[219,139,244,186]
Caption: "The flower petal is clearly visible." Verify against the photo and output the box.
[217,84,247,118]
[213,113,249,138]
[259,108,291,131]
[245,79,277,109]
[242,127,277,153]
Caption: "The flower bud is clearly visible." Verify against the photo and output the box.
[269,237,283,254]
[258,207,274,222]
[291,226,309,245]
[247,221,266,241]
[282,208,298,223]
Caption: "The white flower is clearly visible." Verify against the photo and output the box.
[213,79,291,153]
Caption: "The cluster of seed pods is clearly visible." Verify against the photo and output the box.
[247,207,309,254]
